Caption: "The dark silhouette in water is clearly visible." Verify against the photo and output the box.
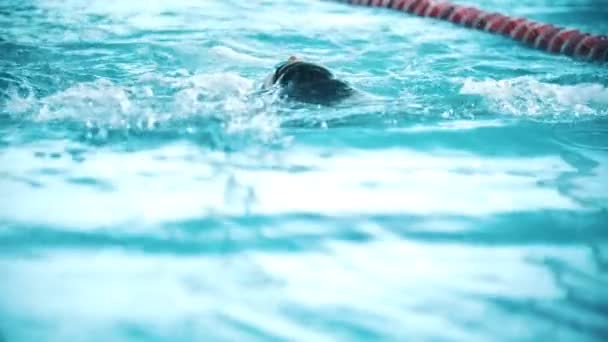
[262,56,354,105]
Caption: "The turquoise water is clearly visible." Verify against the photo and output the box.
[1,0,608,341]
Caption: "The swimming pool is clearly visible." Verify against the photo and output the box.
[1,0,607,340]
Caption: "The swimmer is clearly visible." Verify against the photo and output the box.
[261,56,354,106]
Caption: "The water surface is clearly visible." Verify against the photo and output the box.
[1,0,608,341]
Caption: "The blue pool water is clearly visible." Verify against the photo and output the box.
[1,0,608,341]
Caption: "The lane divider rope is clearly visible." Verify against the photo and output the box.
[332,0,608,63]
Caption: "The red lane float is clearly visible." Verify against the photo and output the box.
[333,0,608,62]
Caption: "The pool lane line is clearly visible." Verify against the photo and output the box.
[331,0,608,63]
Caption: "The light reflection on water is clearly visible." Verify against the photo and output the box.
[1,0,608,341]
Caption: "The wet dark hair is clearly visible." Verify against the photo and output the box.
[271,61,353,105]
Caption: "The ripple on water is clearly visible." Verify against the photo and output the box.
[554,125,608,151]
[2,0,608,341]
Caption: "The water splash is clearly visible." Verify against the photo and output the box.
[460,77,608,118]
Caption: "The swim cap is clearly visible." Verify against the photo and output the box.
[271,61,353,105]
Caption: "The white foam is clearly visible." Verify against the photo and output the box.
[5,87,36,114]
[37,79,132,122]
[32,72,263,120]
[460,77,608,117]
[210,46,270,66]
[17,72,280,143]
[174,72,254,98]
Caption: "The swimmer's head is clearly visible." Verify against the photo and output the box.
[265,56,354,105]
